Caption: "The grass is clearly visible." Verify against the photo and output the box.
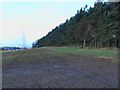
[45,46,118,59]
[2,48,66,65]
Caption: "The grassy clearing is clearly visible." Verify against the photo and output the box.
[45,46,118,59]
[2,50,25,64]
[2,48,67,65]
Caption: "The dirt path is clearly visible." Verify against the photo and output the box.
[2,48,118,88]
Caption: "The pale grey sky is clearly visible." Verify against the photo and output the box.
[0,1,95,48]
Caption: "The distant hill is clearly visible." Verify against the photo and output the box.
[1,47,21,50]
[33,2,120,48]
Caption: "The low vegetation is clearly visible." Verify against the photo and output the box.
[45,46,118,59]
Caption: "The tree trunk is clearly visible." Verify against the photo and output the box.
[83,37,86,48]
[95,42,97,48]
[107,40,109,48]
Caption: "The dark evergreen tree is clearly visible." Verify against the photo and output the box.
[33,1,120,49]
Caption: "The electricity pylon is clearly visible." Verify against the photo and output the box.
[22,30,26,48]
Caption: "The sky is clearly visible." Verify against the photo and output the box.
[0,1,96,48]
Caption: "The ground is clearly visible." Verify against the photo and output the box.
[2,48,118,88]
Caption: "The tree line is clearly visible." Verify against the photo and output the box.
[33,1,120,48]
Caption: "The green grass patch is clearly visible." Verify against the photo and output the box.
[45,46,118,59]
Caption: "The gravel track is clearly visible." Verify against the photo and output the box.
[2,48,118,88]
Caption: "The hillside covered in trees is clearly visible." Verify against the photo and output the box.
[33,2,120,48]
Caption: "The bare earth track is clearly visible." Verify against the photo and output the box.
[2,48,118,88]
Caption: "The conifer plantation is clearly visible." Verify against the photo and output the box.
[33,2,120,48]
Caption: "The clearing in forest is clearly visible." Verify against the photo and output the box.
[2,47,118,88]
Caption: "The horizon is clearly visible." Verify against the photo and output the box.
[0,2,95,48]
